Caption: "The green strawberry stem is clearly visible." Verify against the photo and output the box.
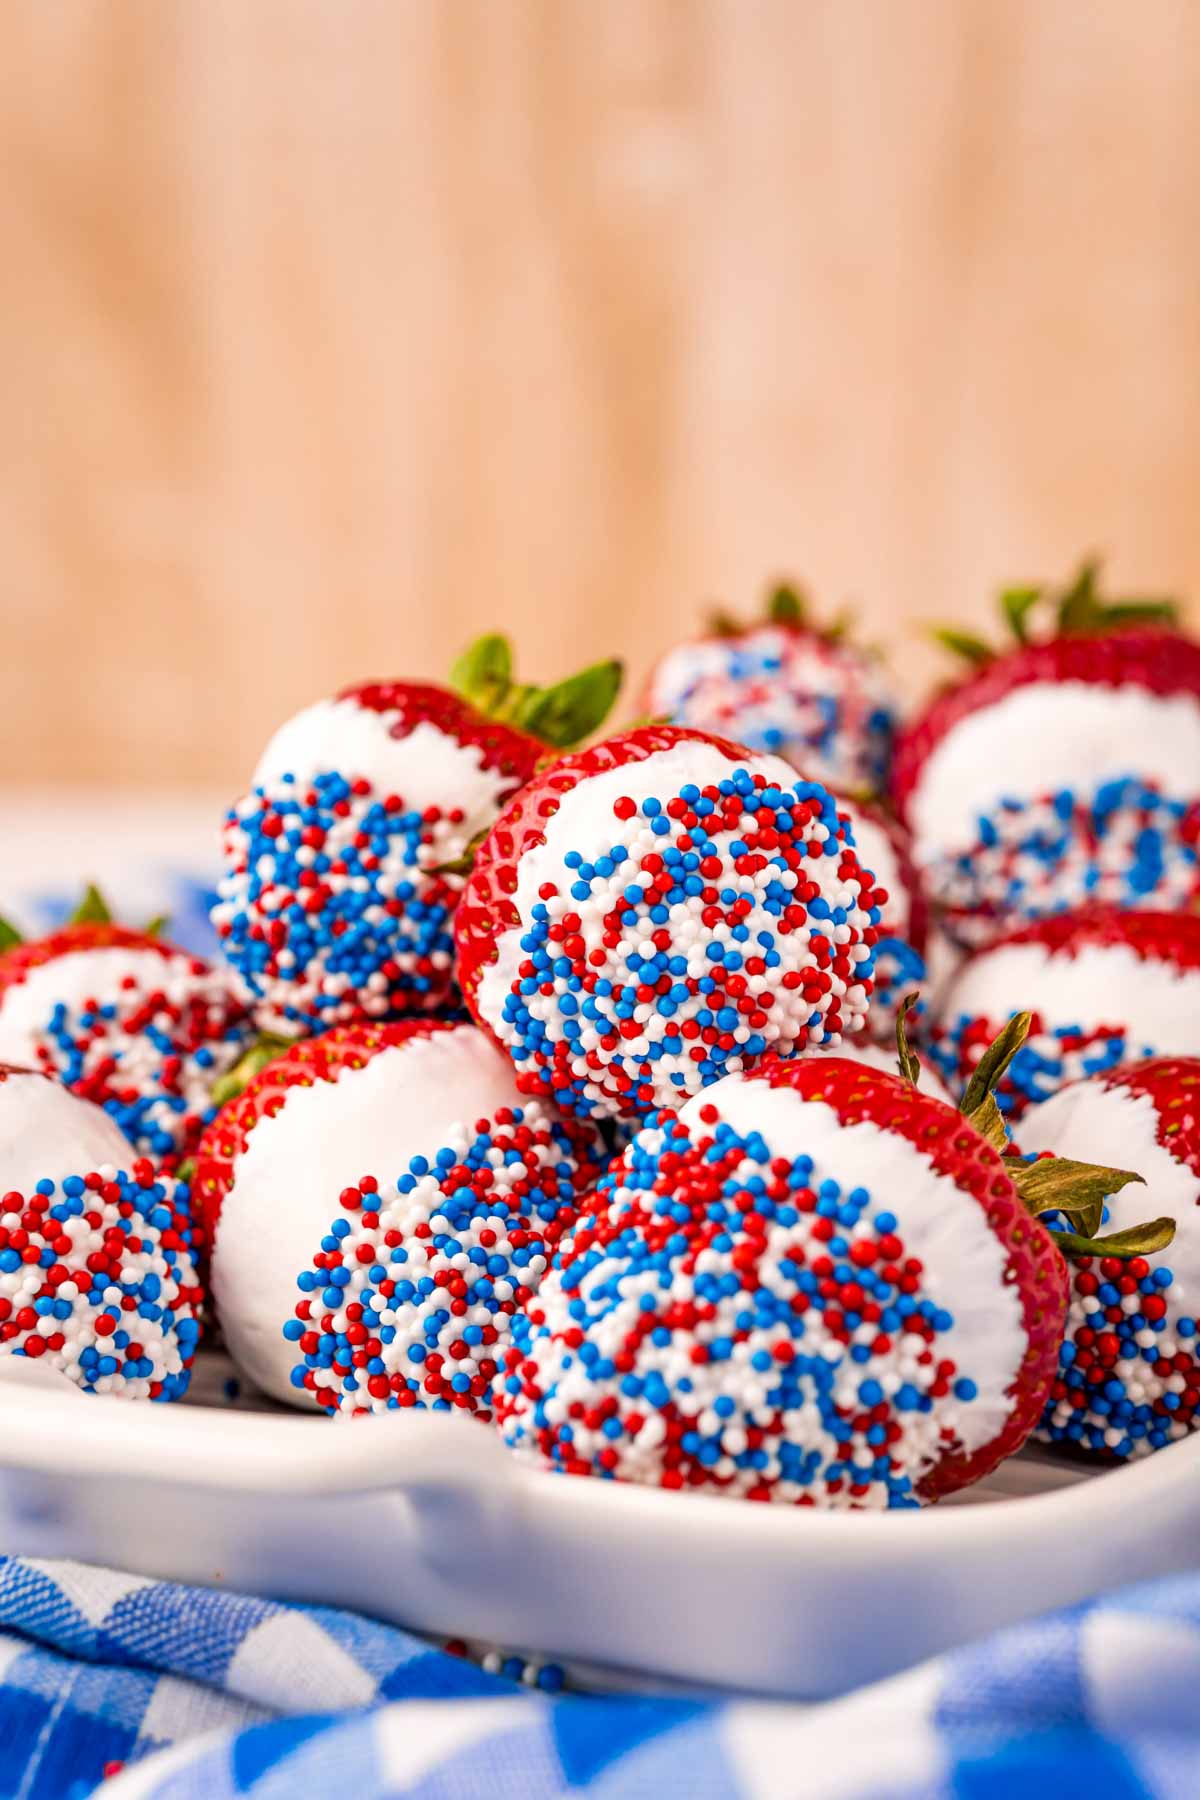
[931,556,1180,667]
[0,914,23,952]
[951,1009,1176,1261]
[708,578,852,644]
[1043,1216,1177,1260]
[894,994,925,1088]
[71,884,113,926]
[768,583,807,627]
[449,635,622,751]
[210,1033,298,1110]
[959,1011,1031,1151]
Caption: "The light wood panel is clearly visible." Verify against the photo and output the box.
[2,0,1199,791]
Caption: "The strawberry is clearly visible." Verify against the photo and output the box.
[211,638,621,1034]
[193,1019,605,1414]
[0,1064,202,1398]
[833,791,929,1049]
[1021,1057,1199,1459]
[497,1014,1160,1507]
[454,724,883,1121]
[892,561,1200,942]
[0,887,252,1168]
[644,580,896,795]
[928,907,1200,1122]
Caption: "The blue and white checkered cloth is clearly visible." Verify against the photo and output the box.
[1,1556,1198,1800]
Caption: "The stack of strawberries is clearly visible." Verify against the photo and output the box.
[5,558,1200,1511]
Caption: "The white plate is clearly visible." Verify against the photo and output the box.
[0,1352,1196,1701]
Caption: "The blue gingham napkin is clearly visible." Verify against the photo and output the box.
[1,1556,1198,1799]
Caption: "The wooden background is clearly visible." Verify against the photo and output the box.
[3,0,1199,793]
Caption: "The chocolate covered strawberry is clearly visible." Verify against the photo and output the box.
[893,561,1200,943]
[194,1019,605,1414]
[212,638,621,1033]
[929,908,1200,1121]
[455,724,882,1121]
[0,1065,202,1398]
[0,889,251,1167]
[1022,1058,1200,1460]
[498,1015,1162,1507]
[645,581,897,794]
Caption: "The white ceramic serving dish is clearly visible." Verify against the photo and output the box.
[1,1351,1196,1701]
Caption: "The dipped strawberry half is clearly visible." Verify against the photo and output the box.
[455,724,883,1122]
[498,1024,1159,1508]
[929,907,1200,1122]
[893,563,1200,943]
[0,894,251,1168]
[0,1065,202,1398]
[194,1020,606,1415]
[212,638,621,1034]
[645,581,897,795]
[1022,1058,1200,1460]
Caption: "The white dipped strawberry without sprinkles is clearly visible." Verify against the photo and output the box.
[498,1016,1164,1507]
[1021,1058,1200,1460]
[194,1020,606,1414]
[212,637,621,1034]
[0,1066,202,1399]
[455,725,882,1122]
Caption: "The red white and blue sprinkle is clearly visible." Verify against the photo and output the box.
[0,946,252,1167]
[214,770,471,1030]
[475,761,880,1120]
[499,1103,993,1509]
[647,627,896,794]
[928,778,1200,947]
[285,1100,605,1417]
[0,1161,202,1400]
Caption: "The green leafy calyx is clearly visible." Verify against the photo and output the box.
[70,885,113,927]
[708,577,853,645]
[952,1012,1176,1262]
[449,635,622,751]
[932,557,1181,668]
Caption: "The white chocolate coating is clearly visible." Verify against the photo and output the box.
[940,940,1200,1057]
[0,1069,134,1192]
[909,682,1200,864]
[1020,1081,1199,1241]
[212,1026,533,1407]
[252,700,516,832]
